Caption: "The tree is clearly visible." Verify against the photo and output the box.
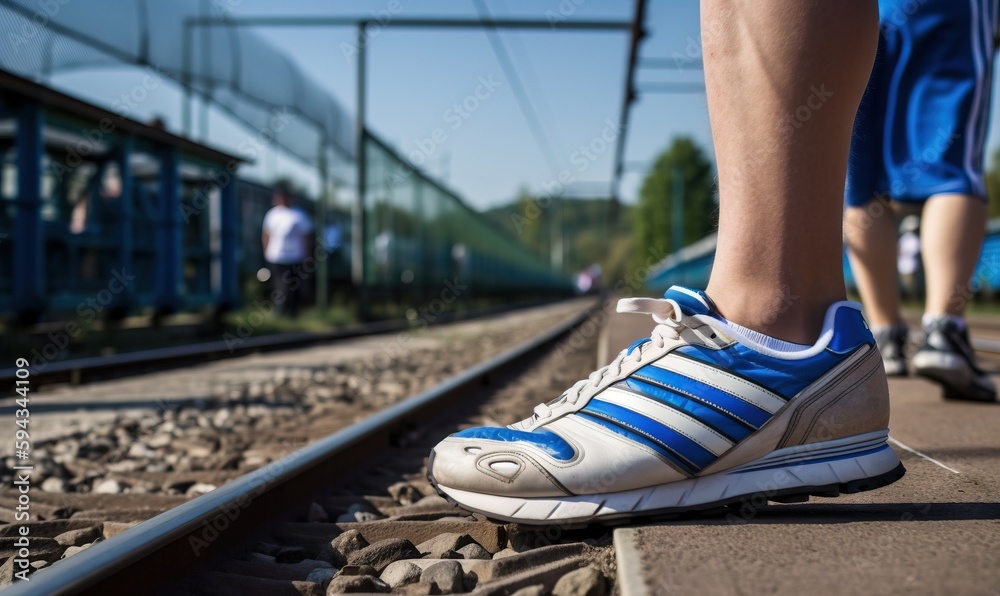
[636,137,716,267]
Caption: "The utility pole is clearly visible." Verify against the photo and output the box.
[672,166,684,256]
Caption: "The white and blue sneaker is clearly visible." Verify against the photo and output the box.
[428,286,905,524]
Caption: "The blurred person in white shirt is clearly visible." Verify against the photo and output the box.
[262,183,313,317]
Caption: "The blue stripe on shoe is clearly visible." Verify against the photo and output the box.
[451,427,576,460]
[674,344,850,397]
[632,365,773,428]
[663,286,715,317]
[619,378,754,443]
[583,399,717,470]
[577,412,700,476]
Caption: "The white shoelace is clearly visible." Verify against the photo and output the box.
[532,297,700,420]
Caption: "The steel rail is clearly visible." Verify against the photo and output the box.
[5,301,598,595]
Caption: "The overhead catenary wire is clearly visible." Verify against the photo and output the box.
[491,0,566,163]
[471,0,563,178]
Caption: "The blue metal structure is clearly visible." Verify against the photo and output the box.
[647,223,1000,296]
[0,68,572,322]
[0,69,244,320]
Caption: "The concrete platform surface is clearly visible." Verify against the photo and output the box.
[601,307,1000,596]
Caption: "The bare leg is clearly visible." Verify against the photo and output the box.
[844,202,902,328]
[703,0,879,343]
[921,193,987,318]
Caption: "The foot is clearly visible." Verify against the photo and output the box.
[872,324,908,377]
[913,316,996,402]
[427,286,905,524]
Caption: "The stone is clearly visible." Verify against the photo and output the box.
[398,583,442,595]
[511,585,547,596]
[326,574,391,594]
[167,480,197,494]
[127,442,157,459]
[348,538,421,573]
[55,526,102,547]
[275,546,308,564]
[552,566,607,596]
[185,482,217,497]
[420,560,464,594]
[146,433,172,449]
[0,557,13,586]
[337,565,379,577]
[0,537,64,563]
[308,503,329,523]
[331,529,369,556]
[318,520,507,553]
[336,510,383,523]
[388,481,422,505]
[493,548,519,559]
[306,566,336,587]
[294,581,325,596]
[380,560,423,588]
[41,477,68,493]
[456,542,491,560]
[106,460,142,474]
[93,479,124,494]
[62,543,94,558]
[334,502,384,523]
[102,521,138,539]
[416,533,476,559]
[0,520,96,539]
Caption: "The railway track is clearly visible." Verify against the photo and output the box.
[0,299,559,391]
[5,300,609,595]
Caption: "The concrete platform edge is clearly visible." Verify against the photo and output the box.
[613,527,649,596]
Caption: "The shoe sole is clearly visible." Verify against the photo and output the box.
[429,431,905,525]
[912,351,996,402]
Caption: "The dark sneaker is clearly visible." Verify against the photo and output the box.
[873,324,908,377]
[913,317,996,402]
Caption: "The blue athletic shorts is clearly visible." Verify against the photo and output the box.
[846,0,997,207]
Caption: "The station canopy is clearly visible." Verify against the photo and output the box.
[0,0,355,165]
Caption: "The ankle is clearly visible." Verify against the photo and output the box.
[705,283,843,344]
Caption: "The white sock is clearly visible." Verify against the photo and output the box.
[922,313,966,330]
[725,321,812,353]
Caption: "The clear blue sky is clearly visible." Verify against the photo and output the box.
[47,0,1000,211]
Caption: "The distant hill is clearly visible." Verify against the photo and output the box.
[483,196,636,284]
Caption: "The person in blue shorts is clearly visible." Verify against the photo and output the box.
[845,0,997,401]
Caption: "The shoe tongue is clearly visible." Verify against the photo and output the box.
[663,286,720,317]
